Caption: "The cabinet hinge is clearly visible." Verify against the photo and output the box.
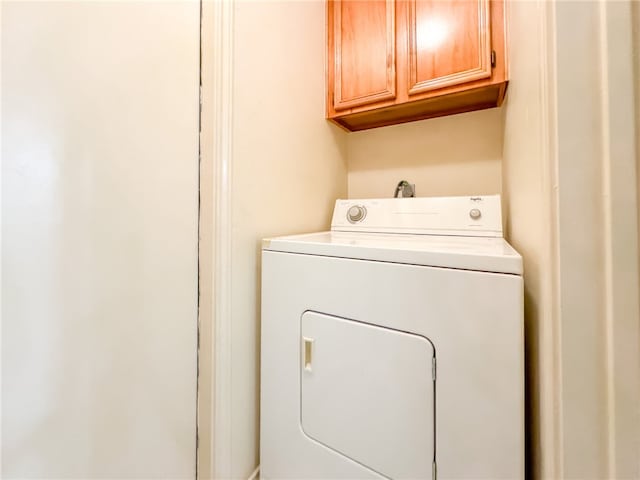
[432,357,437,381]
[491,50,496,68]
[432,461,437,480]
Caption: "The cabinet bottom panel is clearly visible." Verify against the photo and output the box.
[330,82,507,132]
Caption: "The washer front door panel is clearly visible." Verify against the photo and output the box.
[301,311,435,479]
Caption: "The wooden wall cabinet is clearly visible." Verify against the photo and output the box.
[327,0,508,131]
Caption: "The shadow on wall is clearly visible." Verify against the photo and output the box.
[346,107,505,199]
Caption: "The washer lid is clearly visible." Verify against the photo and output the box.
[262,231,523,275]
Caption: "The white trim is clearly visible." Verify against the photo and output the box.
[598,1,616,476]
[549,1,640,477]
[247,465,260,480]
[211,0,234,478]
[0,2,3,475]
[599,1,640,477]
[538,0,563,477]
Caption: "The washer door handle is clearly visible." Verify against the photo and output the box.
[303,337,314,371]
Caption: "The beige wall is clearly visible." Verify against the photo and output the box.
[555,2,639,477]
[199,1,348,478]
[504,1,640,479]
[2,2,199,478]
[501,1,560,477]
[231,1,347,475]
[347,108,503,199]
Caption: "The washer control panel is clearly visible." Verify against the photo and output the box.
[331,195,503,237]
[469,208,482,220]
[347,205,367,223]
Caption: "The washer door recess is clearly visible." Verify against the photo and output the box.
[301,311,435,479]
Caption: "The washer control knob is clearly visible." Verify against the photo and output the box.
[469,208,482,220]
[347,205,367,224]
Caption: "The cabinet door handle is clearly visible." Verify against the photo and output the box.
[303,337,314,371]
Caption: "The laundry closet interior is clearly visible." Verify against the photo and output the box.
[2,1,639,480]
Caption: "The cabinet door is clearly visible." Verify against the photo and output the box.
[407,0,492,95]
[330,0,396,110]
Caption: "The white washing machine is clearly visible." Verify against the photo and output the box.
[260,195,523,480]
